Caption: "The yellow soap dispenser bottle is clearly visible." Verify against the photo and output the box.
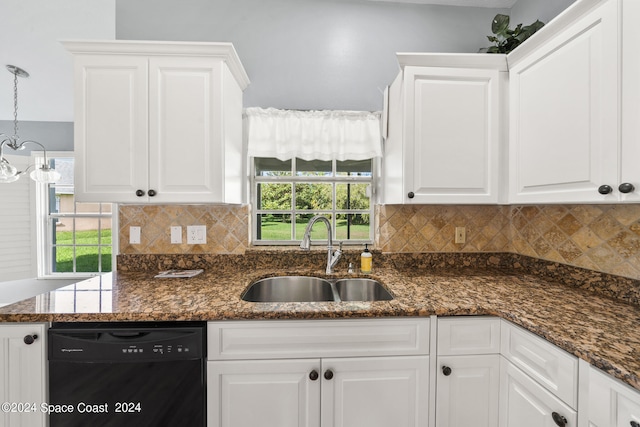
[360,244,372,274]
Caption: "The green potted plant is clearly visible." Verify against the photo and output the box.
[483,14,545,54]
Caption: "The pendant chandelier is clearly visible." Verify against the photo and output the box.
[0,64,60,184]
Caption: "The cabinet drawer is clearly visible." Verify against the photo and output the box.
[501,321,578,409]
[208,318,430,360]
[437,316,500,355]
[500,358,577,427]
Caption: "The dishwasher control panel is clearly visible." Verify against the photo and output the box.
[48,322,205,362]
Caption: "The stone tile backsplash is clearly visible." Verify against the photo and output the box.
[119,203,640,280]
[376,204,640,280]
[119,204,249,255]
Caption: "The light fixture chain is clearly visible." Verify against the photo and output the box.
[12,71,19,140]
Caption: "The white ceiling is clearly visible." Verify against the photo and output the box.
[359,0,517,7]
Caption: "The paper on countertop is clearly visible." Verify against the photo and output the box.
[154,269,204,278]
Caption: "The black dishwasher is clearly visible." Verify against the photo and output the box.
[48,322,206,427]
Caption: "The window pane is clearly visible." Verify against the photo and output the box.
[337,159,372,175]
[295,214,332,241]
[256,214,292,240]
[258,183,292,210]
[101,246,112,271]
[75,246,101,273]
[76,202,104,214]
[54,245,74,273]
[100,226,112,245]
[295,183,332,210]
[54,218,73,249]
[296,159,332,177]
[255,157,292,176]
[335,214,371,240]
[336,183,370,210]
[75,218,101,245]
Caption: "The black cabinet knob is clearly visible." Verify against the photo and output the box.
[552,412,567,427]
[136,189,145,197]
[309,370,319,381]
[23,334,38,345]
[442,366,452,376]
[619,183,635,194]
[408,192,415,199]
[324,370,334,380]
[148,189,157,197]
[631,422,639,427]
[598,185,613,195]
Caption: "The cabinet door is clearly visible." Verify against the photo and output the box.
[620,0,640,202]
[0,324,46,427]
[500,359,576,427]
[508,0,619,203]
[149,57,224,203]
[403,66,502,204]
[321,356,429,427]
[208,359,320,427]
[436,355,499,427]
[73,55,149,203]
[586,364,640,427]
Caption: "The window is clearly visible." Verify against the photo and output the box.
[252,157,374,245]
[36,155,113,276]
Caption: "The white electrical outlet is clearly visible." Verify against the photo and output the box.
[170,226,182,244]
[455,227,466,244]
[130,226,141,244]
[187,225,207,244]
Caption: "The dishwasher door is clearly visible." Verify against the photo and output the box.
[48,322,206,427]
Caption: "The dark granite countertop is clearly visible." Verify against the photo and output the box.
[0,258,638,393]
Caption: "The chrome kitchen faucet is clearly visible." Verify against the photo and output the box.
[300,215,342,274]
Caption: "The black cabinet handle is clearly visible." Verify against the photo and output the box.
[324,370,334,380]
[442,366,452,376]
[148,189,157,197]
[309,370,319,381]
[598,185,613,195]
[136,189,145,197]
[23,334,38,345]
[619,183,635,194]
[631,422,639,427]
[408,192,415,199]
[552,412,567,427]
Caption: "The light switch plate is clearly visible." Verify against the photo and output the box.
[170,226,182,244]
[187,225,206,244]
[130,226,141,244]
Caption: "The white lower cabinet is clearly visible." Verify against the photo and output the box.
[208,359,320,427]
[0,323,46,427]
[207,319,431,427]
[208,356,429,427]
[436,354,500,427]
[582,362,640,427]
[206,317,639,427]
[500,358,577,427]
[436,317,501,427]
[321,356,429,427]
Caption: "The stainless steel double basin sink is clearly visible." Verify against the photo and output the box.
[242,276,393,303]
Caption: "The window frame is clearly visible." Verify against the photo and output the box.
[34,151,117,279]
[251,157,375,246]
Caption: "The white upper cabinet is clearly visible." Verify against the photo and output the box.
[382,54,508,204]
[64,40,249,204]
[508,0,640,203]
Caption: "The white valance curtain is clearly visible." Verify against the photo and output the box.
[245,107,382,161]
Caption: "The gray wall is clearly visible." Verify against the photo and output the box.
[0,121,74,154]
[4,0,577,151]
[510,0,577,27]
[116,0,509,111]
